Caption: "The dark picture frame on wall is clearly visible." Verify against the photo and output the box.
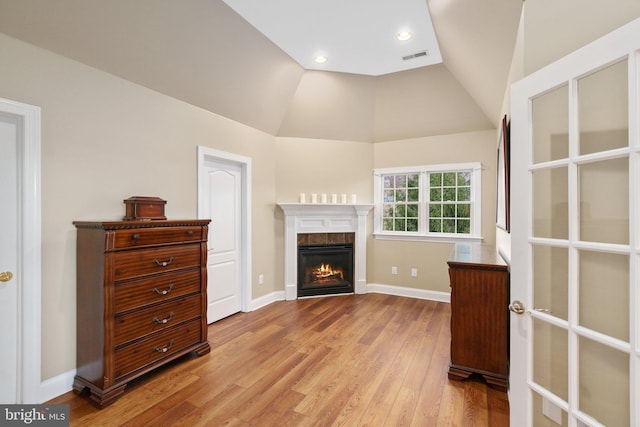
[496,115,511,232]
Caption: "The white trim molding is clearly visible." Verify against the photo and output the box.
[366,283,451,303]
[250,291,286,311]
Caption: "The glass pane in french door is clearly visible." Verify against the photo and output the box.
[578,336,630,426]
[532,167,568,240]
[532,318,568,401]
[532,245,568,321]
[578,249,629,341]
[578,59,628,155]
[578,157,629,245]
[532,85,569,164]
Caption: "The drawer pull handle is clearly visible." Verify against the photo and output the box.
[153,312,174,324]
[132,233,140,240]
[153,340,174,354]
[153,256,174,267]
[187,230,193,236]
[152,284,174,296]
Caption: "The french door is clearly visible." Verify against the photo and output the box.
[510,18,640,426]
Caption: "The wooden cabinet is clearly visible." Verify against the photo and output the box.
[447,243,509,390]
[72,220,211,407]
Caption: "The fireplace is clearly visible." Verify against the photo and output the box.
[278,202,374,300]
[298,243,354,297]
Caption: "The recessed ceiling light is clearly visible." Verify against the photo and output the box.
[396,31,413,41]
[314,55,328,64]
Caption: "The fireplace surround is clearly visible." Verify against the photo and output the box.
[298,233,354,297]
[278,203,373,300]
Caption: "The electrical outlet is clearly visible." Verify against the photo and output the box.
[542,396,562,425]
[391,266,398,275]
[258,274,264,285]
[411,268,417,277]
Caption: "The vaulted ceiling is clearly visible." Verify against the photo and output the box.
[0,0,522,142]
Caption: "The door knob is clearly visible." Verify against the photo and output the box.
[0,271,13,282]
[509,300,526,315]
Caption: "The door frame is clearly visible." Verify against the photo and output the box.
[0,97,41,403]
[197,146,252,314]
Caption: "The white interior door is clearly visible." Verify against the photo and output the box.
[510,18,640,426]
[0,113,20,403]
[201,158,243,323]
[0,98,40,404]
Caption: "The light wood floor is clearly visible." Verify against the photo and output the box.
[49,293,509,426]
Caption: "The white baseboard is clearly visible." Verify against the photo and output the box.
[248,285,449,312]
[39,369,75,403]
[249,290,285,311]
[366,283,451,303]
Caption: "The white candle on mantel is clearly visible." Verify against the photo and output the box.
[331,194,338,204]
[350,194,357,204]
[311,193,318,204]
[299,193,306,204]
[321,193,327,204]
[341,194,347,204]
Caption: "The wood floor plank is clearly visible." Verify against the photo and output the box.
[48,294,509,426]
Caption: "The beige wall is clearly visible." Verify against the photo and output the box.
[523,0,640,75]
[0,33,278,380]
[274,137,374,204]
[371,130,498,292]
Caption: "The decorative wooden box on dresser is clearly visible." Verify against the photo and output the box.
[72,219,211,408]
[447,243,509,391]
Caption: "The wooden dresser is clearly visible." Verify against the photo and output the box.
[72,219,211,407]
[447,243,509,390]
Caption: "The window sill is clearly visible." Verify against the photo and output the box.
[373,232,483,244]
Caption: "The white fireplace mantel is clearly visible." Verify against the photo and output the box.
[278,203,374,300]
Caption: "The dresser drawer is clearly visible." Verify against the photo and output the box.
[114,319,201,381]
[113,226,204,249]
[114,269,200,313]
[114,295,202,346]
[113,244,201,281]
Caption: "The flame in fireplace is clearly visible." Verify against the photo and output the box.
[312,263,344,281]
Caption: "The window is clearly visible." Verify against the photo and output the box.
[374,163,482,242]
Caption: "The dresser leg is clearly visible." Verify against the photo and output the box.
[482,375,508,392]
[72,377,127,408]
[448,364,508,391]
[192,341,211,356]
[448,365,474,382]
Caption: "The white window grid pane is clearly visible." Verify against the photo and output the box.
[381,173,420,232]
[427,170,473,235]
